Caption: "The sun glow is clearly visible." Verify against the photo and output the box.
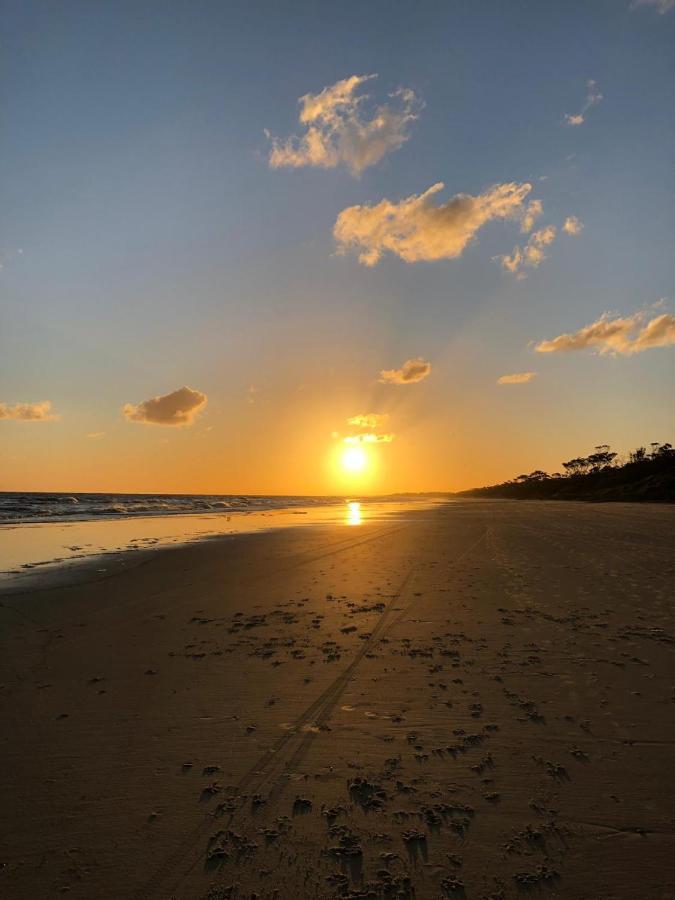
[341,446,367,473]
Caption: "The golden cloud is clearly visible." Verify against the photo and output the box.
[347,412,389,429]
[379,358,431,384]
[0,400,59,421]
[521,199,543,233]
[563,215,583,236]
[334,181,533,266]
[344,432,394,444]
[535,310,675,356]
[123,386,207,426]
[267,74,421,176]
[497,225,557,278]
[497,372,537,384]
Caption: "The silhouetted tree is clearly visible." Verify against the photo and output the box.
[460,437,674,502]
[586,446,617,472]
[562,457,589,476]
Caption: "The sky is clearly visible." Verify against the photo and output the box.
[1,0,674,495]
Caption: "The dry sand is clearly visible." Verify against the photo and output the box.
[1,500,674,899]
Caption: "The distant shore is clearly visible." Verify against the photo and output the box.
[459,442,675,503]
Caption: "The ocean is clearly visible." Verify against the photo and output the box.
[0,492,345,525]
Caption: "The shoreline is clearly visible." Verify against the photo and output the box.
[0,498,442,595]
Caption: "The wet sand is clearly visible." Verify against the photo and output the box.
[1,500,674,899]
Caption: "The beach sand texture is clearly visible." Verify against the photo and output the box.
[1,500,674,899]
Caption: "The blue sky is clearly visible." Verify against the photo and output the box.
[1,0,674,492]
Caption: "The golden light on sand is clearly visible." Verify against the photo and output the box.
[341,446,367,473]
[345,500,362,526]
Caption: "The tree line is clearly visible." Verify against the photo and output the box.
[512,442,673,484]
[459,441,674,502]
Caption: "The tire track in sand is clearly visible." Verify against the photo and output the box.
[133,531,414,900]
[138,523,489,899]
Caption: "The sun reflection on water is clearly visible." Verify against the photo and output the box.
[345,501,362,526]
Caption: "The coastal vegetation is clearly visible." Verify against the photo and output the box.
[459,442,675,502]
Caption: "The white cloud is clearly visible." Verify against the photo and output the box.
[535,309,675,356]
[496,225,557,278]
[347,412,389,430]
[335,181,533,266]
[563,215,583,236]
[631,0,675,13]
[0,400,58,421]
[267,74,421,176]
[379,358,432,384]
[344,432,395,444]
[123,386,207,426]
[564,80,602,126]
[497,372,537,384]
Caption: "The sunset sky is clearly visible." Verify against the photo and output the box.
[1,0,674,494]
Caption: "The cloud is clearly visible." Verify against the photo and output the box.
[564,80,602,126]
[379,357,432,384]
[496,225,557,278]
[497,372,537,384]
[535,309,675,356]
[0,400,58,421]
[267,74,421,176]
[335,181,533,266]
[631,0,674,12]
[563,215,583,236]
[344,432,395,444]
[521,199,543,233]
[86,431,105,439]
[123,386,207,426]
[347,412,389,429]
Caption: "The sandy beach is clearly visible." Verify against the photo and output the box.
[1,500,674,900]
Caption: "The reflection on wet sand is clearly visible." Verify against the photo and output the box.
[345,501,362,526]
[0,498,439,587]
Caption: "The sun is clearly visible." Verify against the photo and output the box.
[341,446,367,473]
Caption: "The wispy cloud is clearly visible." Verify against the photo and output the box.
[0,400,59,421]
[496,225,557,278]
[520,199,543,233]
[123,386,207,426]
[86,431,105,439]
[344,432,395,444]
[535,309,675,355]
[379,358,431,384]
[564,80,602,127]
[562,215,583,236]
[335,182,533,266]
[497,213,583,278]
[267,74,421,176]
[347,412,389,429]
[631,0,674,12]
[497,372,537,384]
